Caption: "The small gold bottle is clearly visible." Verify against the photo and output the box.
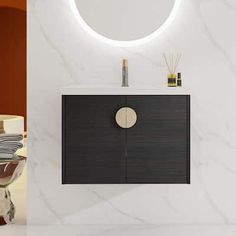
[168,73,177,87]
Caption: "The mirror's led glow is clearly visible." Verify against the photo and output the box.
[70,0,182,47]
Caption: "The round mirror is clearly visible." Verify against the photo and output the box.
[74,0,176,42]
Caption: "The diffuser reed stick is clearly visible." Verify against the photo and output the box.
[163,54,172,74]
[163,53,181,75]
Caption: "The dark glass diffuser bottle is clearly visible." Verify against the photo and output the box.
[177,73,182,87]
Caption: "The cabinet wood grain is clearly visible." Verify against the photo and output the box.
[62,95,126,184]
[126,95,190,183]
[62,95,190,184]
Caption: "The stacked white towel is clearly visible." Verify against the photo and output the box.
[0,134,23,159]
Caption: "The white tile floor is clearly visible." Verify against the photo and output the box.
[1,225,236,236]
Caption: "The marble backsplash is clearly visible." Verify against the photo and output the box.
[28,0,236,231]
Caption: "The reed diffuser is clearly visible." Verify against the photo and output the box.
[163,53,181,87]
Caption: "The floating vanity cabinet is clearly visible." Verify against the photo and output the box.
[62,92,190,184]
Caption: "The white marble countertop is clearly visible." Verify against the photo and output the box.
[62,85,190,95]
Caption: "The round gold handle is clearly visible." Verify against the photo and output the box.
[115,107,137,128]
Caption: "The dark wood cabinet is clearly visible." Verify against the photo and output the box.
[62,95,190,184]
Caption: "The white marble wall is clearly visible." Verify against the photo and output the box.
[28,0,236,233]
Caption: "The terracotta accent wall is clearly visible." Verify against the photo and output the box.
[0,2,26,129]
[0,0,26,11]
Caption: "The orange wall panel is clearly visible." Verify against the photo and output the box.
[0,0,26,11]
[0,6,26,128]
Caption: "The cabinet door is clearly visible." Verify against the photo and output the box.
[62,95,126,184]
[126,95,190,183]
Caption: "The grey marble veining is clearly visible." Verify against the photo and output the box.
[28,0,236,234]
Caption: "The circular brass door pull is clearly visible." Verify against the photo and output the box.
[115,107,137,128]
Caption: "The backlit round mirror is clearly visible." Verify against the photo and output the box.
[74,0,176,43]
